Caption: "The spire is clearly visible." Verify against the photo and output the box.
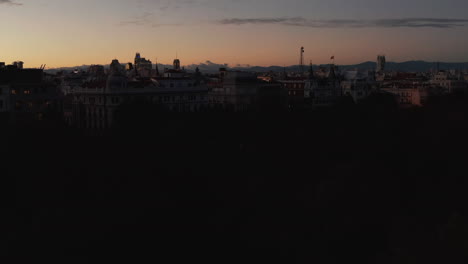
[308,60,314,79]
[328,64,336,80]
[194,67,202,84]
[155,58,160,76]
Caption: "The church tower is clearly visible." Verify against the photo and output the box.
[377,55,386,73]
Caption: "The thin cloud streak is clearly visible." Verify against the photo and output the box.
[218,17,468,28]
[119,12,182,27]
[0,0,22,5]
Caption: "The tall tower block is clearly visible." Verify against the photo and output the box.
[377,55,386,73]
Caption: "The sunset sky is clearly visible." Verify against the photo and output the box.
[2,0,468,68]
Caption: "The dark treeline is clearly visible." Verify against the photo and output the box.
[4,94,468,263]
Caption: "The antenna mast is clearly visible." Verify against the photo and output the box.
[300,47,304,75]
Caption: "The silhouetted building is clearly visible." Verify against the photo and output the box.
[430,70,468,94]
[380,83,422,107]
[125,63,133,71]
[210,71,286,112]
[153,59,209,112]
[87,65,105,76]
[110,59,123,74]
[278,78,306,110]
[0,65,60,120]
[341,70,375,102]
[173,59,181,71]
[66,58,209,129]
[0,84,9,112]
[134,52,153,77]
[13,61,24,70]
[305,64,342,107]
[377,55,386,73]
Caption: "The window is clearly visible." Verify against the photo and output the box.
[24,90,31,95]
[11,89,16,95]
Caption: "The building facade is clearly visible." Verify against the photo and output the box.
[341,70,375,103]
[0,65,60,120]
[65,56,210,129]
[210,71,286,112]
[430,70,467,94]
[305,65,342,107]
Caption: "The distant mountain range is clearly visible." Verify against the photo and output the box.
[233,61,468,73]
[45,61,468,74]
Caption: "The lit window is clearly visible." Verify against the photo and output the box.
[11,90,16,95]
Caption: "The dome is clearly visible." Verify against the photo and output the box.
[106,59,127,91]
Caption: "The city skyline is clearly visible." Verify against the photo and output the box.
[2,0,468,68]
